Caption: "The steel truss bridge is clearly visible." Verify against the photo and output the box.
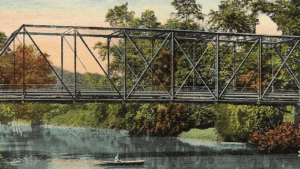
[0,24,300,105]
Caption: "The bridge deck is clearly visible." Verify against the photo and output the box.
[0,90,297,105]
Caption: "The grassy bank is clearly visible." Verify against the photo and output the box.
[179,128,223,142]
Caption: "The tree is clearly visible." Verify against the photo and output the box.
[171,0,204,24]
[209,0,258,33]
[215,104,281,142]
[140,10,160,28]
[163,0,204,30]
[0,45,57,88]
[105,2,135,27]
[252,0,300,35]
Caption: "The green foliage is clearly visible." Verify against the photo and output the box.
[283,105,294,123]
[0,150,2,167]
[13,103,53,122]
[209,0,258,33]
[215,104,280,142]
[0,31,6,46]
[179,128,222,141]
[140,10,160,28]
[0,103,15,124]
[132,103,158,134]
[171,0,204,21]
[163,18,199,30]
[105,2,135,27]
[49,103,109,128]
[188,104,217,129]
[168,0,204,30]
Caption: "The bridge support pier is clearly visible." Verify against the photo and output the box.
[294,104,300,124]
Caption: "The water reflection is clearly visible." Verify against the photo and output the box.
[0,125,299,168]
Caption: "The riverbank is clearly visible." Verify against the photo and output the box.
[10,120,222,142]
[179,128,223,142]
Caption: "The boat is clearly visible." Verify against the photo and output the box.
[98,160,145,165]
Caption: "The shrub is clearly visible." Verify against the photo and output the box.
[188,104,217,129]
[152,103,191,136]
[215,104,281,142]
[248,122,300,153]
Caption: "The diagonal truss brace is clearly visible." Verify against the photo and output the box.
[219,39,259,98]
[273,44,300,88]
[0,26,24,57]
[174,38,217,100]
[62,35,88,72]
[174,37,216,97]
[0,31,16,52]
[125,32,171,99]
[110,40,146,91]
[124,31,172,98]
[24,28,76,100]
[77,31,124,100]
[261,40,300,99]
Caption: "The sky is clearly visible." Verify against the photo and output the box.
[0,0,281,73]
[0,0,281,35]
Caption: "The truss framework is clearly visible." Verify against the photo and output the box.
[0,24,300,105]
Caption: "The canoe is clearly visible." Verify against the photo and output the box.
[99,160,145,165]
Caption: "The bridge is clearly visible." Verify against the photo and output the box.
[0,24,300,105]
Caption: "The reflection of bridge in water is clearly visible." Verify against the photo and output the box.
[1,24,300,105]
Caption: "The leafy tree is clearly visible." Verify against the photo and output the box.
[171,0,204,22]
[0,45,57,88]
[215,104,281,142]
[163,0,204,30]
[209,0,258,33]
[140,10,161,28]
[132,103,158,134]
[189,104,217,129]
[170,0,204,29]
[105,2,135,27]
[14,103,52,122]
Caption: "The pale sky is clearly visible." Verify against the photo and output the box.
[0,0,281,73]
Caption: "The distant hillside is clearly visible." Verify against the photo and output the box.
[51,66,106,89]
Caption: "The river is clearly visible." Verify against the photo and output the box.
[0,125,299,168]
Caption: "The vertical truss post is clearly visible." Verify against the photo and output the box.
[299,47,300,99]
[13,38,16,85]
[22,27,25,99]
[74,31,77,99]
[259,36,262,100]
[272,45,274,92]
[107,38,110,89]
[152,39,154,91]
[215,35,219,99]
[61,36,64,88]
[171,32,175,99]
[233,43,236,91]
[193,41,196,91]
[124,33,127,100]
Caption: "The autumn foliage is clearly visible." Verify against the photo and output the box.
[152,103,190,136]
[153,48,178,91]
[0,45,56,89]
[248,122,300,153]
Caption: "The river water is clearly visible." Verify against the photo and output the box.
[0,125,299,169]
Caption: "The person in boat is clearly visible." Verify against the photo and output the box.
[115,153,121,162]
